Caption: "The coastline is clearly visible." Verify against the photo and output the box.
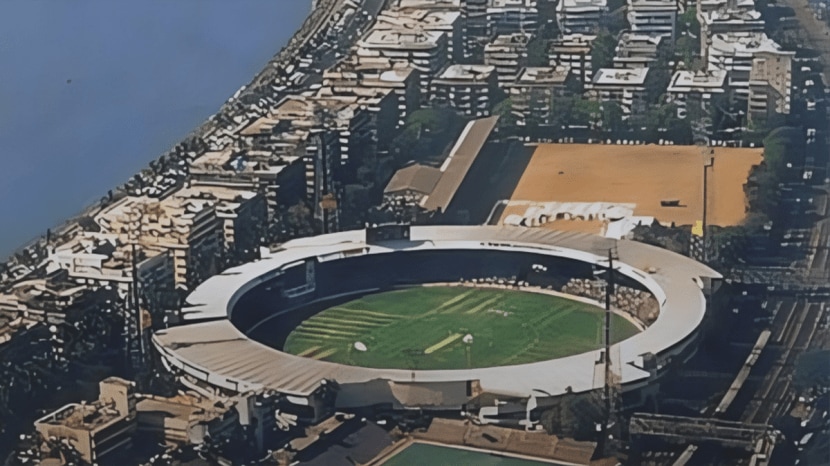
[2,0,340,264]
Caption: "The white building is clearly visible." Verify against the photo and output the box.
[356,29,449,96]
[666,69,727,118]
[707,32,785,98]
[322,65,421,128]
[484,33,532,87]
[487,0,539,35]
[375,9,464,62]
[627,0,677,40]
[699,9,765,59]
[549,34,596,85]
[748,51,793,122]
[431,64,499,117]
[507,66,574,127]
[556,0,607,34]
[613,33,665,69]
[590,67,650,116]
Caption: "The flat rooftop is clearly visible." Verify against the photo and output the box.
[513,66,572,85]
[360,29,445,50]
[558,0,607,11]
[592,67,649,86]
[709,32,784,56]
[435,64,496,82]
[668,70,728,92]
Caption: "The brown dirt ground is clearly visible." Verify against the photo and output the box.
[503,144,763,227]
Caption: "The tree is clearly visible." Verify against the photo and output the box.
[390,107,464,164]
[600,101,625,133]
[493,98,520,136]
[643,102,691,143]
[676,36,698,70]
[342,183,371,228]
[591,29,617,71]
[526,36,550,67]
[678,7,700,38]
[571,97,601,127]
[285,202,316,237]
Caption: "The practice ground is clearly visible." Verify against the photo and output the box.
[283,286,640,370]
[501,144,763,228]
[383,443,550,466]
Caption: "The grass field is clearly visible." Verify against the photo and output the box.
[283,286,639,370]
[503,144,763,228]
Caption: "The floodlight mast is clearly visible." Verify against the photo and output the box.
[600,248,615,453]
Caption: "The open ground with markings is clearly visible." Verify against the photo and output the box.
[283,286,640,370]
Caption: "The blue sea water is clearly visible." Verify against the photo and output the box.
[0,0,311,258]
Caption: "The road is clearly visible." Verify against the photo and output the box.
[782,0,830,68]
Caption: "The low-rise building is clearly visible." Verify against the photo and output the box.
[383,163,443,209]
[35,378,137,465]
[556,0,606,34]
[136,393,239,446]
[549,34,595,85]
[507,66,574,127]
[485,33,531,87]
[431,64,499,116]
[590,67,650,116]
[627,0,677,40]
[667,69,728,118]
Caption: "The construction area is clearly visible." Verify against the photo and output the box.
[497,144,763,233]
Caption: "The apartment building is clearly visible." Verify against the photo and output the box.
[93,194,224,290]
[488,0,539,35]
[507,66,574,127]
[431,64,499,116]
[189,148,306,221]
[323,65,421,129]
[375,8,464,62]
[169,185,266,267]
[356,29,449,97]
[35,378,137,464]
[590,67,650,116]
[465,0,490,55]
[556,0,606,34]
[707,32,788,100]
[699,9,765,59]
[667,69,728,118]
[549,34,595,85]
[613,33,665,69]
[748,51,793,122]
[484,33,531,87]
[627,0,677,40]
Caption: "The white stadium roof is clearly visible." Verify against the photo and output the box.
[153,226,720,405]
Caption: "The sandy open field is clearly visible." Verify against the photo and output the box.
[503,144,764,227]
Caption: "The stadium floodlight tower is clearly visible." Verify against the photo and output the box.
[593,245,621,458]
[696,137,715,262]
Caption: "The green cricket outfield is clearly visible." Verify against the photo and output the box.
[283,286,640,370]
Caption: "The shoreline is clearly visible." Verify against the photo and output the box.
[1,0,340,264]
